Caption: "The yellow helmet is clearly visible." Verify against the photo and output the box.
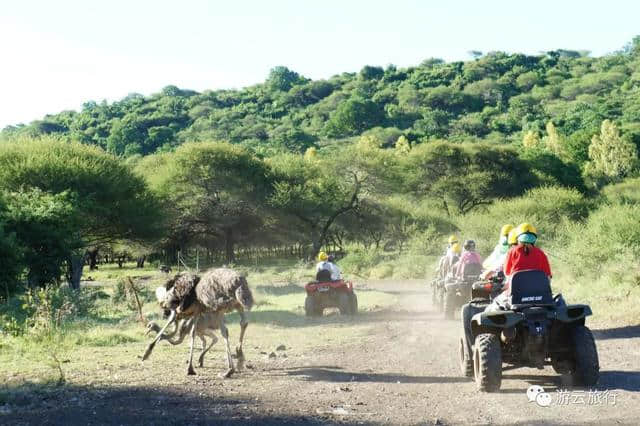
[507,228,518,245]
[318,251,328,261]
[500,224,514,237]
[515,222,537,237]
[448,235,459,244]
[451,243,462,254]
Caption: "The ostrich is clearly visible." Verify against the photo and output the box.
[145,311,225,371]
[142,268,253,376]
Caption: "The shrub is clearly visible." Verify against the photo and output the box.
[601,177,640,205]
[563,204,640,272]
[340,248,384,277]
[369,263,394,279]
[458,186,591,255]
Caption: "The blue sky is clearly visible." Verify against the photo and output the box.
[1,0,639,128]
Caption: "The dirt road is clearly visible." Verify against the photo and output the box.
[4,280,640,425]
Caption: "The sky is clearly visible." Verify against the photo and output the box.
[1,0,639,129]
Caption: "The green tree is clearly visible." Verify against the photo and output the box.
[404,142,537,214]
[522,130,541,149]
[324,97,385,137]
[266,66,305,92]
[585,120,639,182]
[139,142,272,263]
[0,195,24,299]
[0,138,163,289]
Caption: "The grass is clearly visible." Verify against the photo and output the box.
[1,254,636,407]
[0,261,399,398]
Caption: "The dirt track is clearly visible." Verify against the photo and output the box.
[4,280,640,425]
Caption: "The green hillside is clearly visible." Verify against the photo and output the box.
[3,39,640,162]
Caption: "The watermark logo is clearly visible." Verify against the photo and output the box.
[526,385,618,407]
[527,385,551,407]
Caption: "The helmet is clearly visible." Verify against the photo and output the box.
[451,243,462,254]
[517,233,537,244]
[448,235,459,244]
[318,251,328,261]
[507,228,518,245]
[463,239,476,251]
[515,223,538,245]
[327,254,335,262]
[500,224,514,237]
[515,222,537,237]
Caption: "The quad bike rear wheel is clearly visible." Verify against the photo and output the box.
[348,293,358,315]
[444,290,456,319]
[571,325,599,386]
[474,333,502,392]
[459,336,473,377]
[339,292,356,315]
[305,295,322,317]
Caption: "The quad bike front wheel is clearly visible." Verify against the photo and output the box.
[474,333,502,392]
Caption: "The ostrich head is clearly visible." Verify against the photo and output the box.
[145,321,161,336]
[235,284,254,311]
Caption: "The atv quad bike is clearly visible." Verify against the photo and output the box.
[304,270,357,316]
[463,270,599,392]
[443,262,482,319]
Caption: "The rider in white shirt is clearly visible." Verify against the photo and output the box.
[316,252,342,281]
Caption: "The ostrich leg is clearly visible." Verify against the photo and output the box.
[142,310,176,361]
[186,316,200,375]
[198,332,218,367]
[219,319,235,378]
[236,310,248,370]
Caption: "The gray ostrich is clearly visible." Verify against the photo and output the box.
[142,268,253,376]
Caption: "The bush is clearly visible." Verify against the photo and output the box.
[340,248,384,277]
[601,177,640,205]
[563,204,640,272]
[458,186,591,255]
[389,254,431,279]
[369,263,394,279]
[22,286,96,334]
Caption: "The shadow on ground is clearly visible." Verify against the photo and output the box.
[0,383,346,426]
[499,370,640,394]
[592,325,640,340]
[282,366,468,384]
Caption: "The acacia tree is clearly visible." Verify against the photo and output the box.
[403,142,537,215]
[0,138,163,289]
[268,143,388,259]
[139,141,272,263]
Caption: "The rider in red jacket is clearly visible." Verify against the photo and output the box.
[502,223,551,292]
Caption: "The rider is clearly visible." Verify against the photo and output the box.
[482,224,513,274]
[454,239,483,279]
[443,242,462,278]
[503,223,551,284]
[488,223,552,309]
[438,235,460,279]
[316,251,341,281]
[327,254,342,281]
